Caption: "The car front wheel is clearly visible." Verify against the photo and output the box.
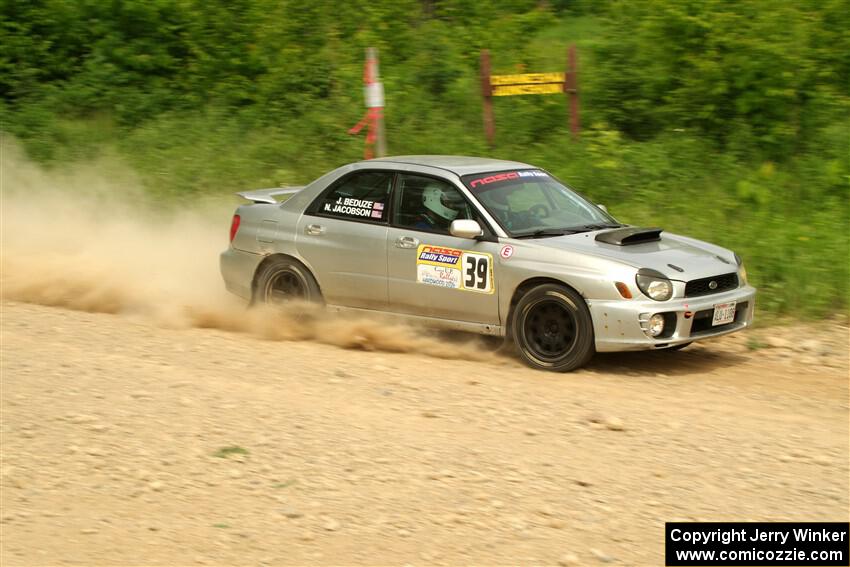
[511,284,595,372]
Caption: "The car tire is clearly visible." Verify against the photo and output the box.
[253,256,322,305]
[664,342,692,351]
[511,284,595,372]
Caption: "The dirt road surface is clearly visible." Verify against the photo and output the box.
[1,300,847,566]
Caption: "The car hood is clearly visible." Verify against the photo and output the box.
[529,229,738,281]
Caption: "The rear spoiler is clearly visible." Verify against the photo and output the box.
[236,186,304,204]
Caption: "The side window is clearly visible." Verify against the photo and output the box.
[393,174,474,234]
[313,171,392,223]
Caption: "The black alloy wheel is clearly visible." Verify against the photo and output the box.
[523,300,577,360]
[511,284,595,372]
[265,268,307,303]
[254,256,322,305]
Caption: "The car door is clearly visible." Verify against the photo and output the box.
[387,172,501,325]
[296,170,393,309]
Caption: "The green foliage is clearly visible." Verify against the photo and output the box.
[592,0,850,160]
[2,0,848,317]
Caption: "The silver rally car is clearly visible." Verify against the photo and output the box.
[221,156,755,372]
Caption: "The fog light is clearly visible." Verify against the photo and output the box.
[648,313,665,337]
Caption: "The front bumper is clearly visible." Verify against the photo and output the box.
[587,285,757,352]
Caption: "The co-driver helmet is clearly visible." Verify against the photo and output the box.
[422,183,462,221]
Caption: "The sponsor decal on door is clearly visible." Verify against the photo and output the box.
[415,245,494,294]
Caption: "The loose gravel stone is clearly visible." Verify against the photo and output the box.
[280,507,303,519]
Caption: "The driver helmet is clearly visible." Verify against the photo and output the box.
[483,187,512,218]
[487,188,511,209]
[422,183,461,221]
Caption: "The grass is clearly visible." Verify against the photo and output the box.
[7,112,847,319]
[213,446,250,458]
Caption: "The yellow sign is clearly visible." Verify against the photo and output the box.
[492,83,564,96]
[490,72,565,86]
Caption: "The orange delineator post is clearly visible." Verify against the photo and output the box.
[348,47,386,159]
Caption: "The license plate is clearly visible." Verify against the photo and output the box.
[712,301,736,326]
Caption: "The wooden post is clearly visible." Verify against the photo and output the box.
[565,44,580,140]
[480,49,495,146]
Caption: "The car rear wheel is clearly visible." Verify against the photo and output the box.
[511,284,595,372]
[254,256,322,305]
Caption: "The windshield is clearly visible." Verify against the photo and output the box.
[461,169,619,237]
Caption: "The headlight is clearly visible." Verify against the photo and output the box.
[734,253,748,285]
[635,268,673,301]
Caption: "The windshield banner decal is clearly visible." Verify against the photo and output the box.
[468,169,549,189]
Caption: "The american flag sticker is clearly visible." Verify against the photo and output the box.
[371,210,382,218]
[373,202,385,210]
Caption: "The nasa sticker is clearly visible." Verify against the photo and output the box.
[500,245,514,259]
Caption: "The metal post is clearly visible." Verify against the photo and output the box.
[480,50,495,146]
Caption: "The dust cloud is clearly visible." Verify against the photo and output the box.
[0,138,502,363]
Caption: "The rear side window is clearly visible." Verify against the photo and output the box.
[313,171,393,223]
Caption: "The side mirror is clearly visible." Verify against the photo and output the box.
[449,219,484,239]
[597,204,608,213]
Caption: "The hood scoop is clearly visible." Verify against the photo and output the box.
[595,226,663,246]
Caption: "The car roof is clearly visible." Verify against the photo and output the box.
[367,155,534,176]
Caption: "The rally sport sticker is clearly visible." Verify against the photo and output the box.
[416,245,494,294]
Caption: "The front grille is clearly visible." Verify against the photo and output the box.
[685,272,738,297]
[690,301,748,335]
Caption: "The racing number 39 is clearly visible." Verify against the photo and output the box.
[462,253,492,293]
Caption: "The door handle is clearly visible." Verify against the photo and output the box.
[305,224,325,236]
[395,236,419,249]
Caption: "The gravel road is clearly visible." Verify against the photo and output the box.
[1,300,848,566]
